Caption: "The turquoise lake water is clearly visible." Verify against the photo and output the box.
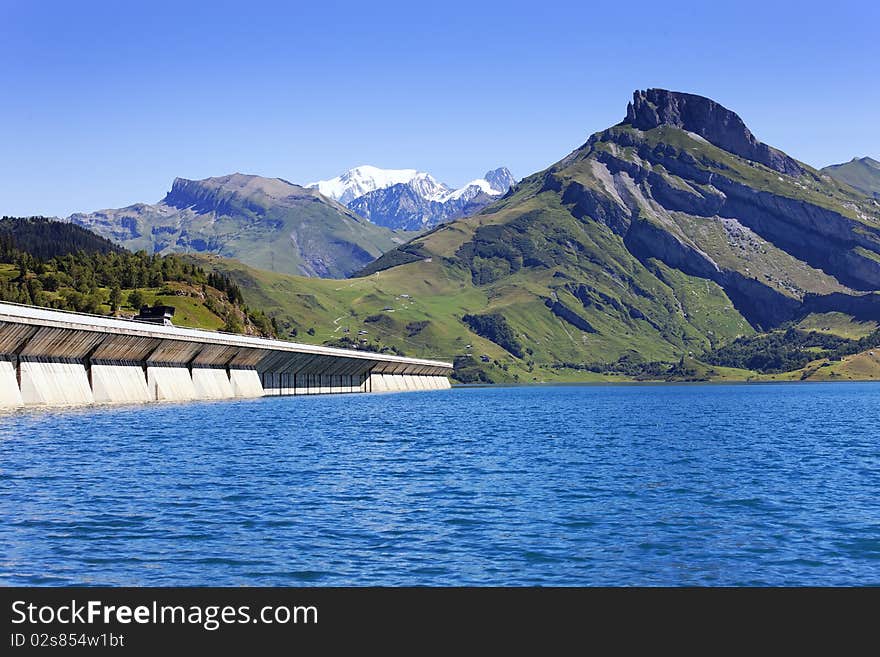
[1,383,878,585]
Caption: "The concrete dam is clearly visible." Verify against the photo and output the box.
[0,302,452,408]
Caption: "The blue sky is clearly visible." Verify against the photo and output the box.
[1,0,877,217]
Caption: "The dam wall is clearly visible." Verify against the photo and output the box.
[229,368,265,398]
[367,373,452,392]
[147,365,197,402]
[91,362,152,404]
[0,358,22,407]
[19,359,94,406]
[192,367,236,400]
[0,302,453,408]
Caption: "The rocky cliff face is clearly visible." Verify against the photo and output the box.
[625,89,803,176]
[572,127,880,294]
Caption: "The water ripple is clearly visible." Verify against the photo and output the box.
[1,383,879,585]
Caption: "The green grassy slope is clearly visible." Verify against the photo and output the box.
[795,312,878,339]
[189,250,749,382]
[822,157,880,199]
[186,252,880,383]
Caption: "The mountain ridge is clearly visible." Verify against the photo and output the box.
[822,156,880,199]
[68,173,410,278]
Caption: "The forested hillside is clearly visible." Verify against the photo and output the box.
[0,215,122,259]
[0,217,277,336]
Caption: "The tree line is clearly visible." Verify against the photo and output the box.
[0,216,277,337]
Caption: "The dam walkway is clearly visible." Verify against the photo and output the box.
[0,302,452,407]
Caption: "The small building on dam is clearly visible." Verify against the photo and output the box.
[0,302,452,408]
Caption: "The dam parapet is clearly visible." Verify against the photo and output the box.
[0,302,452,408]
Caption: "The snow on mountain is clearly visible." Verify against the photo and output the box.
[408,172,452,201]
[333,166,516,231]
[427,167,517,204]
[439,178,496,202]
[308,165,427,205]
[484,167,517,194]
[308,165,515,208]
[67,173,404,278]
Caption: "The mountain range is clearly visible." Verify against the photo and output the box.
[40,87,880,382]
[309,165,515,230]
[68,174,410,278]
[66,166,516,277]
[187,88,880,383]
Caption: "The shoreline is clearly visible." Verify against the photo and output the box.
[452,378,880,388]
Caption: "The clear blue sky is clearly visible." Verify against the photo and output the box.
[1,0,877,217]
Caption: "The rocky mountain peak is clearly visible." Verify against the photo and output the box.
[484,167,516,194]
[163,176,225,212]
[624,88,803,176]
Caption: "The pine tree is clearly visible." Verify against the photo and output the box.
[127,289,145,310]
[109,285,122,313]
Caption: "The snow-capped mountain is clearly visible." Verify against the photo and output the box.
[309,165,516,230]
[485,167,517,194]
[307,165,446,205]
[442,167,518,203]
